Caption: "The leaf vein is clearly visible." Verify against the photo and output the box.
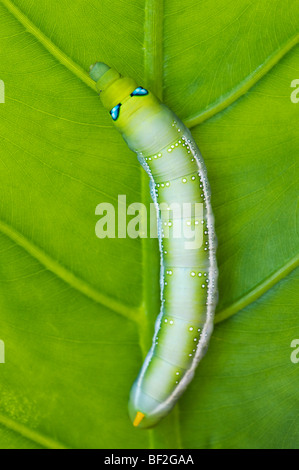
[0,412,68,449]
[215,254,299,324]
[184,34,299,128]
[1,0,96,92]
[0,219,140,324]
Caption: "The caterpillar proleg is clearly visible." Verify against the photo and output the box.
[90,62,218,429]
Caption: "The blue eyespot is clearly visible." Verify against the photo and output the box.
[131,87,149,97]
[110,103,121,121]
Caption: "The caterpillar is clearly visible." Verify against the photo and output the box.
[90,62,218,429]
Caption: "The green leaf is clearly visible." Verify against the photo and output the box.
[0,0,298,449]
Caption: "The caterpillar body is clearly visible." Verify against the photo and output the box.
[90,63,218,429]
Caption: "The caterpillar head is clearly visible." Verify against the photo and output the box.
[90,62,156,123]
[89,62,178,155]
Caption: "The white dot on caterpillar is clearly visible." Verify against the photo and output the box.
[198,272,202,277]
[176,371,180,375]
[189,354,192,357]
[190,271,196,277]
[166,270,173,275]
[191,176,196,181]
[169,320,174,325]
[168,148,172,152]
[168,222,172,227]
[189,327,193,331]
[175,143,179,147]
[182,178,187,183]
[166,182,170,187]
[164,319,168,323]
[194,338,197,342]
[164,250,167,254]
[171,145,174,149]
[201,284,206,288]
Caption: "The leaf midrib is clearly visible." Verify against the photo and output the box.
[2,0,298,128]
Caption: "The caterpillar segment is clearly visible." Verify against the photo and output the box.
[90,62,218,429]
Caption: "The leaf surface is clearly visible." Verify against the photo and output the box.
[0,0,298,449]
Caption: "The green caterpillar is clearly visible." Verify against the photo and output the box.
[90,62,218,429]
